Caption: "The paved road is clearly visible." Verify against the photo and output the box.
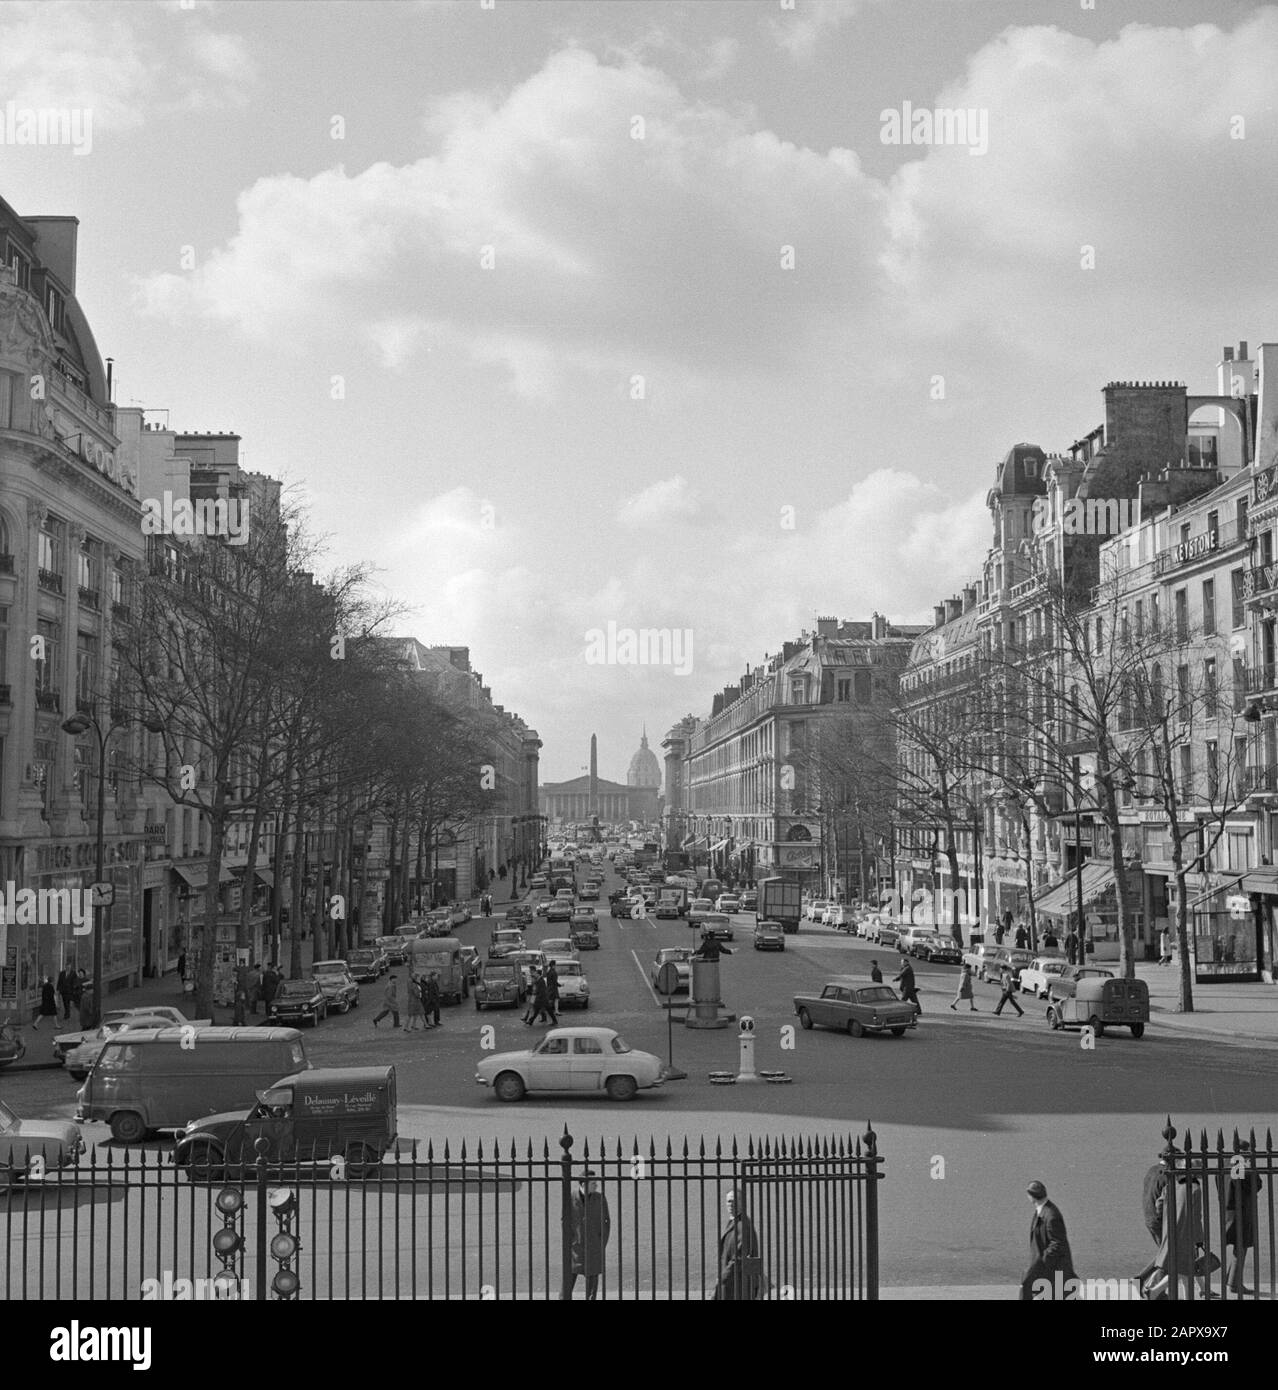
[6,858,1278,1294]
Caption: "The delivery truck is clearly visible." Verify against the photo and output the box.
[757,877,803,935]
[655,884,688,920]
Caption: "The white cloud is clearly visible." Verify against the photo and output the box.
[766,0,861,63]
[616,475,701,527]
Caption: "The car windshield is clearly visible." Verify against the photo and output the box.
[485,965,516,980]
[610,1036,632,1054]
[858,987,898,1003]
[558,963,583,977]
[279,981,310,996]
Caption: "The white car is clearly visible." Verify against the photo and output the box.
[1018,955,1070,998]
[553,960,590,1010]
[820,904,840,926]
[718,895,742,914]
[687,897,714,926]
[829,905,855,931]
[53,1006,212,1064]
[62,1014,180,1080]
[807,899,830,922]
[650,947,694,993]
[539,937,578,963]
[475,1027,665,1102]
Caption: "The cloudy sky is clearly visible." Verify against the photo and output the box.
[2,0,1273,781]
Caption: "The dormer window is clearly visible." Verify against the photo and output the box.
[45,284,65,334]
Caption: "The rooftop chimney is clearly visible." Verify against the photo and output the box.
[1224,346,1235,362]
[1240,341,1250,360]
[933,604,947,628]
[962,586,977,612]
[944,596,963,623]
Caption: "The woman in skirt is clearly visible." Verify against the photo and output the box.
[950,963,978,1012]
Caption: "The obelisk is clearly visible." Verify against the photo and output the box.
[589,734,599,819]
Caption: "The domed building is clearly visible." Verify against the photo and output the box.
[627,728,662,791]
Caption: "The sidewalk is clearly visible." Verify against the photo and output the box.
[1134,958,1278,1046]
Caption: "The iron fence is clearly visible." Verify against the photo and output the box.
[1151,1119,1277,1300]
[1,1126,880,1300]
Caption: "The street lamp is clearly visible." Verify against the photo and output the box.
[61,707,165,1026]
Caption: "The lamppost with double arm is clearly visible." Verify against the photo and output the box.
[61,706,165,1027]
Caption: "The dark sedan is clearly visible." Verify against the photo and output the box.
[753,920,787,951]
[268,979,327,1027]
[912,933,962,964]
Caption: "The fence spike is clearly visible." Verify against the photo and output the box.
[1162,1116,1177,1146]
[1215,1129,1225,1153]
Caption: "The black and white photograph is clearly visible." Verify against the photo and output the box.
[0,0,1274,1346]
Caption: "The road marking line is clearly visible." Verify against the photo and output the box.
[631,948,664,1008]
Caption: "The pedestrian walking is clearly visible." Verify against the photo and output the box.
[950,963,978,1012]
[176,950,187,983]
[1014,925,1028,950]
[248,962,263,1015]
[561,1171,611,1300]
[1042,927,1058,950]
[1142,1172,1210,1301]
[403,973,426,1032]
[1063,930,1077,966]
[526,972,553,1025]
[33,976,57,1030]
[260,964,279,1007]
[373,976,401,1029]
[993,964,1024,1017]
[1135,1162,1169,1290]
[1158,929,1173,966]
[77,978,94,1029]
[544,961,560,1024]
[712,1187,764,1300]
[892,956,922,1014]
[1020,1180,1079,1299]
[423,972,442,1028]
[232,974,249,1026]
[993,922,1005,946]
[869,959,883,983]
[56,967,75,1021]
[1222,1142,1262,1296]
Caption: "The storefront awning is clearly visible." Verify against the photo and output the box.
[1034,863,1115,917]
[1241,866,1278,896]
[680,834,698,849]
[254,868,275,887]
[172,862,236,890]
[710,838,730,853]
[1187,874,1246,910]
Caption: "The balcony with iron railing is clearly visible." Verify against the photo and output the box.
[77,586,99,610]
[1245,664,1277,694]
[1244,561,1278,604]
[35,688,61,713]
[38,568,64,594]
[1247,766,1278,795]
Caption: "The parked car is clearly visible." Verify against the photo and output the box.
[376,936,409,966]
[268,979,328,1027]
[807,899,830,922]
[912,933,963,964]
[718,894,742,914]
[473,960,525,1010]
[475,1027,665,1102]
[1047,974,1148,1038]
[896,925,930,955]
[700,913,734,941]
[310,962,360,1014]
[753,920,787,951]
[63,1014,180,1081]
[874,924,902,950]
[820,904,841,926]
[830,905,856,932]
[1019,955,1070,998]
[53,1006,212,1064]
[650,947,694,993]
[553,960,590,1010]
[488,929,525,960]
[346,948,386,983]
[793,978,919,1038]
[961,939,996,976]
[174,1066,396,1179]
[448,905,471,930]
[0,1097,83,1178]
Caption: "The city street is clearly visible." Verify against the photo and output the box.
[7,858,1276,1295]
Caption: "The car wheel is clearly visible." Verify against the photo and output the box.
[1130,1022,1145,1039]
[68,1069,86,1082]
[110,1111,147,1145]
[494,1071,526,1103]
[605,1075,638,1102]
[475,1000,483,1011]
[344,1141,380,1179]
[182,1141,224,1182]
[798,1008,813,1030]
[890,1026,907,1037]
[1047,1006,1062,1031]
[848,1019,864,1038]
[1088,1015,1105,1038]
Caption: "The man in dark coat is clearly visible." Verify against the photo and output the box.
[1223,1143,1263,1295]
[526,973,554,1026]
[422,972,442,1028]
[713,1187,763,1300]
[56,967,75,1021]
[869,959,883,983]
[1136,1163,1168,1290]
[1020,1180,1078,1299]
[1014,925,1028,950]
[544,962,560,1025]
[259,965,279,1007]
[893,957,922,1014]
[993,964,1025,1017]
[561,1171,611,1300]
[1064,930,1078,966]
